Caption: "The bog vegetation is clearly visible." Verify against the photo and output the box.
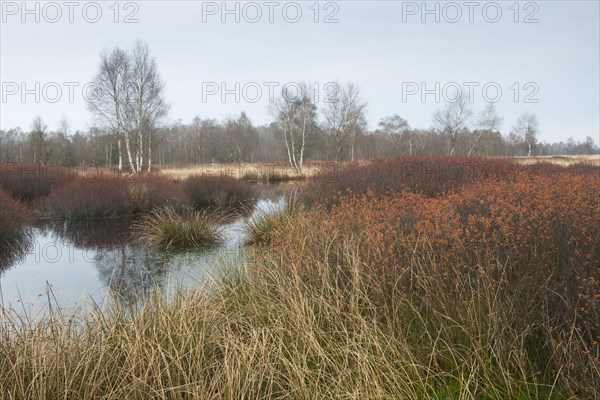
[133,206,222,251]
[0,156,598,398]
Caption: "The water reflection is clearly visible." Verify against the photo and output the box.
[37,218,133,249]
[0,188,287,313]
[0,230,34,272]
[94,244,170,305]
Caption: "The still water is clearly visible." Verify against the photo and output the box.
[0,187,286,316]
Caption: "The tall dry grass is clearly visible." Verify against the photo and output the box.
[245,195,304,246]
[2,245,593,398]
[159,162,321,181]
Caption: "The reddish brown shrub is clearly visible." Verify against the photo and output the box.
[263,170,600,388]
[0,189,33,242]
[183,175,255,209]
[301,155,518,206]
[41,175,130,218]
[0,163,77,201]
[124,173,189,214]
[40,174,189,218]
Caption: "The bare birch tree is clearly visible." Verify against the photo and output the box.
[433,92,472,156]
[86,47,131,170]
[130,40,168,172]
[321,82,367,162]
[468,102,503,156]
[512,112,539,157]
[378,114,411,155]
[270,82,317,172]
[28,116,48,164]
[87,42,167,172]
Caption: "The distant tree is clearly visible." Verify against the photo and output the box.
[512,113,539,157]
[468,102,503,156]
[581,136,595,154]
[28,116,48,163]
[87,41,167,172]
[377,114,411,156]
[433,92,473,156]
[224,112,259,163]
[130,40,169,172]
[271,82,318,171]
[321,82,367,162]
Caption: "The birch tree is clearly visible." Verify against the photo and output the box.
[87,42,167,172]
[28,116,48,164]
[468,102,503,156]
[433,92,472,156]
[87,47,131,170]
[512,113,539,157]
[322,82,367,162]
[270,82,317,172]
[130,40,168,172]
[378,114,410,155]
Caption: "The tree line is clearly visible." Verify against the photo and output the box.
[1,42,597,170]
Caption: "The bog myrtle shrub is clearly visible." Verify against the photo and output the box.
[41,174,189,218]
[265,170,600,392]
[301,155,517,206]
[183,175,255,209]
[0,163,76,201]
[301,155,600,207]
[0,189,32,242]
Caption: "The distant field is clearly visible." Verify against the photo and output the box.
[156,156,599,181]
[510,154,600,166]
[68,156,600,182]
[157,162,325,181]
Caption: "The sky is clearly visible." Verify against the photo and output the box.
[1,0,599,144]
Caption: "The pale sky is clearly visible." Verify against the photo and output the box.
[1,0,599,144]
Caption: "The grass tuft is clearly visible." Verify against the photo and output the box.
[133,206,222,251]
[245,196,304,245]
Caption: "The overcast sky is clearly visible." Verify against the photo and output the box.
[1,1,599,144]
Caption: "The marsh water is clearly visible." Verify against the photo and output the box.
[0,185,287,317]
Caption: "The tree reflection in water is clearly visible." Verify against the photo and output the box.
[0,230,34,273]
[37,218,133,249]
[94,244,172,306]
[39,218,175,306]
[0,189,285,310]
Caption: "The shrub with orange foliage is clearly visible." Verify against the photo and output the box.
[302,155,600,207]
[301,155,518,206]
[263,170,600,392]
